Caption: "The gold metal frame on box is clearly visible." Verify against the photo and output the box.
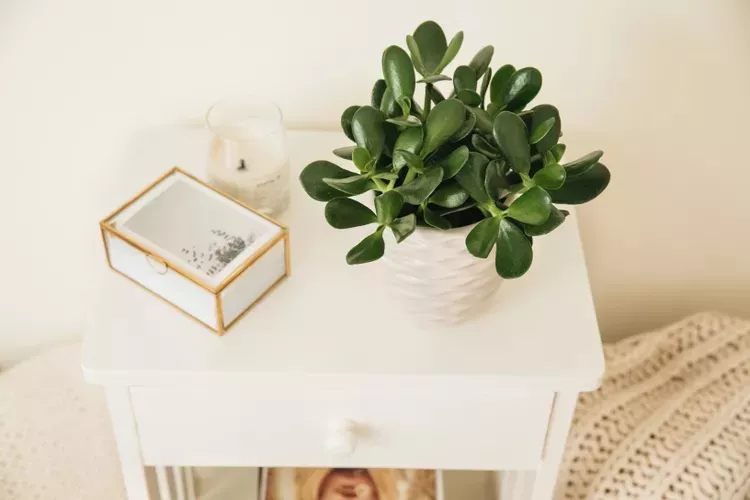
[99,166,290,336]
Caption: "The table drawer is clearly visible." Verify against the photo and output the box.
[131,380,553,470]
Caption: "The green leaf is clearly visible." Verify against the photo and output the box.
[524,206,567,236]
[454,66,480,106]
[426,84,445,104]
[454,152,492,205]
[396,167,444,204]
[530,104,561,152]
[421,99,466,155]
[396,95,412,117]
[471,134,499,157]
[333,146,356,160]
[549,163,610,204]
[351,147,371,171]
[479,67,492,106]
[529,117,556,145]
[543,150,556,167]
[486,101,503,118]
[495,218,533,278]
[468,45,494,79]
[405,35,426,76]
[438,200,477,216]
[375,190,404,224]
[341,106,360,142]
[484,159,509,200]
[299,160,357,201]
[499,67,543,112]
[418,74,451,83]
[435,145,469,179]
[383,120,400,157]
[532,163,566,190]
[449,112,476,142]
[392,126,423,170]
[429,181,469,208]
[528,154,544,177]
[490,64,515,104]
[518,109,534,129]
[413,21,448,75]
[325,198,378,229]
[550,143,567,163]
[371,171,399,180]
[386,115,421,127]
[507,186,552,225]
[453,65,477,91]
[470,107,493,134]
[383,45,416,106]
[564,150,604,177]
[379,88,400,118]
[371,79,387,108]
[423,204,451,230]
[390,214,417,243]
[456,89,482,107]
[351,106,385,160]
[364,158,377,173]
[346,227,385,265]
[323,174,376,196]
[393,149,424,172]
[493,111,531,174]
[466,216,501,258]
[434,31,464,75]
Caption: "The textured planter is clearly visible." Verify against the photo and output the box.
[383,223,503,324]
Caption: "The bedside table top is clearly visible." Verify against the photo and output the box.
[83,129,604,391]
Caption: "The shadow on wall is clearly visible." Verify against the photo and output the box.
[564,2,750,340]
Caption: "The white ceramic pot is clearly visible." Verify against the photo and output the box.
[383,223,503,324]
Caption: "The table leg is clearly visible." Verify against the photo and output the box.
[105,388,151,500]
[156,466,172,500]
[184,466,197,500]
[172,467,187,500]
[497,470,536,500]
[154,466,195,500]
[530,392,578,500]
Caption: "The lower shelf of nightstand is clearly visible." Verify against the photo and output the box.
[149,466,538,500]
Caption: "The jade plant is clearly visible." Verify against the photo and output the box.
[299,21,610,278]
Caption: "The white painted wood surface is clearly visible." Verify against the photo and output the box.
[530,393,579,500]
[84,130,605,500]
[105,388,149,500]
[83,129,604,391]
[130,382,552,469]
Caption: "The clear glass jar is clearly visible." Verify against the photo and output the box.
[205,96,289,217]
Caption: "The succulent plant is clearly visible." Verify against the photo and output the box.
[300,20,610,278]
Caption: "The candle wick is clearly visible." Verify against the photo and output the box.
[238,159,247,170]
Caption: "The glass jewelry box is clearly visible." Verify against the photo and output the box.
[99,167,289,335]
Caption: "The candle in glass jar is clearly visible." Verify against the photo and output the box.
[206,98,290,217]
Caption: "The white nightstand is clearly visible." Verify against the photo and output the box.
[83,130,604,500]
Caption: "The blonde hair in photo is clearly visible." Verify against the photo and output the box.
[295,469,400,500]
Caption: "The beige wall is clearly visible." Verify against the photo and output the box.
[1,0,749,365]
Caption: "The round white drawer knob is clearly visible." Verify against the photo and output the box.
[325,418,357,455]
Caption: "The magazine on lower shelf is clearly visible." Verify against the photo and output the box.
[260,468,440,500]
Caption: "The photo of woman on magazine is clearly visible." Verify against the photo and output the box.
[264,468,436,500]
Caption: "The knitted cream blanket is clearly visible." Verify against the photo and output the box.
[557,312,750,500]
